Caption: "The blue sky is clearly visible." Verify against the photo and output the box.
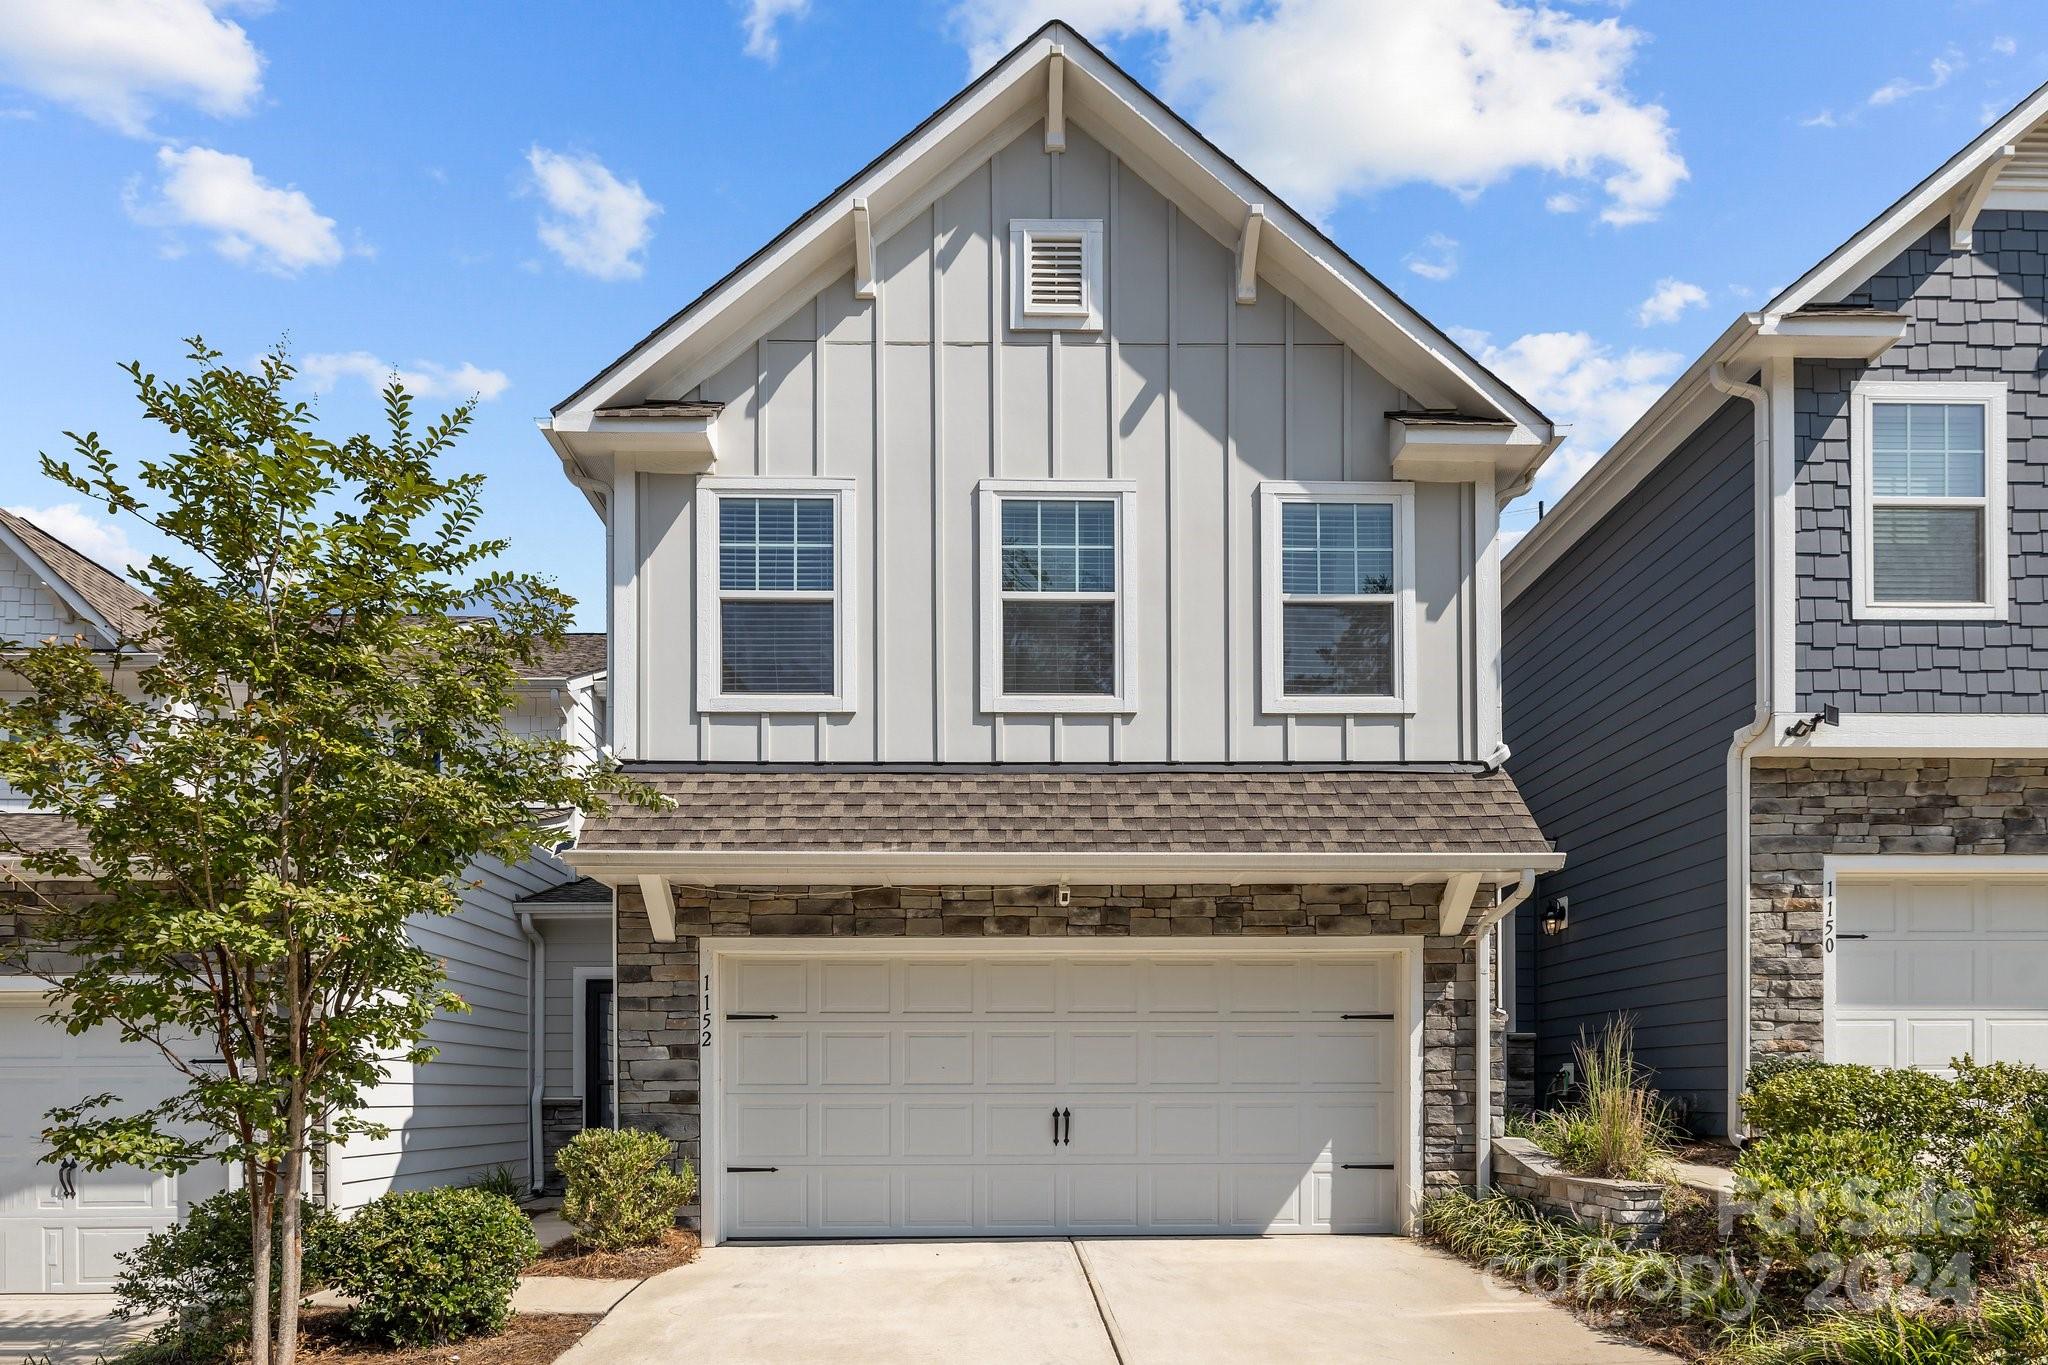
[2,1,2045,628]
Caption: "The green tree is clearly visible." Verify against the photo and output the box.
[0,341,658,1365]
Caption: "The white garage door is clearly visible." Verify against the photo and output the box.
[1832,876,2048,1071]
[714,950,1407,1241]
[0,999,223,1292]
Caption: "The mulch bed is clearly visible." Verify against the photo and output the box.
[1671,1139,1738,1169]
[524,1228,700,1279]
[297,1309,601,1365]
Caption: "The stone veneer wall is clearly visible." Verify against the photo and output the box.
[614,880,1505,1219]
[1748,756,2048,1065]
[540,1098,584,1190]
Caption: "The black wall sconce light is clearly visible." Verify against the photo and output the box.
[1540,895,1570,937]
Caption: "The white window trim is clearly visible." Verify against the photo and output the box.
[1850,379,2008,622]
[976,478,1137,715]
[1009,218,1104,332]
[569,966,612,1101]
[1257,481,1418,716]
[694,476,858,713]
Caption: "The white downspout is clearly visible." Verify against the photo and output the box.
[1709,361,1774,1141]
[518,912,546,1197]
[1468,869,1536,1192]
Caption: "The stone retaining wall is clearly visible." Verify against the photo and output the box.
[1748,757,2048,1069]
[615,881,1505,1221]
[1491,1136,1666,1245]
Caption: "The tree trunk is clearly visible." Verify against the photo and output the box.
[247,1160,272,1365]
[275,1133,303,1365]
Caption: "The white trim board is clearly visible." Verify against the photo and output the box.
[1847,380,2010,623]
[694,935,1428,1248]
[1255,481,1418,717]
[1759,711,2048,756]
[569,966,612,1102]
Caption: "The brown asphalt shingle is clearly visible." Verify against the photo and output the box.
[0,813,88,859]
[520,632,606,680]
[581,766,1551,856]
[0,509,155,647]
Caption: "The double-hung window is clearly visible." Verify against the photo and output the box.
[977,480,1136,712]
[1852,381,2007,620]
[696,477,856,711]
[1258,482,1415,714]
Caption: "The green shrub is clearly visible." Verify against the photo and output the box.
[557,1128,696,1251]
[1742,1062,1957,1149]
[319,1186,538,1346]
[1528,1016,1673,1181]
[113,1189,336,1363]
[1420,1190,1755,1324]
[1736,1128,1971,1265]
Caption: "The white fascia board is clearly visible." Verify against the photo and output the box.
[1057,45,1550,436]
[566,848,1564,886]
[1505,315,1759,601]
[556,23,1554,450]
[0,518,118,649]
[556,39,1050,418]
[1771,81,2048,314]
[544,411,719,471]
[1758,710,2048,757]
[1747,313,1910,360]
[1388,421,1546,483]
[539,425,610,520]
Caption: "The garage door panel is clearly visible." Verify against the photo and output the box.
[1832,875,2048,1077]
[734,1030,807,1085]
[717,951,1406,1240]
[902,1030,972,1084]
[1985,1018,2048,1065]
[819,1030,891,1085]
[733,960,808,1015]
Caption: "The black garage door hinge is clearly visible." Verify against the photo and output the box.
[1341,1163,1395,1171]
[724,1013,780,1020]
[725,1166,780,1174]
[1341,1013,1395,1021]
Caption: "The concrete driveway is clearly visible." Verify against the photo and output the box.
[0,1296,149,1365]
[562,1237,1671,1365]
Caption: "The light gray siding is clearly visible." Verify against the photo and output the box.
[629,121,1485,764]
[1504,397,1755,1135]
[329,852,571,1209]
[538,914,609,1100]
[1797,210,2048,710]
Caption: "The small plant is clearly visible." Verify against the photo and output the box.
[113,1189,336,1363]
[1529,1016,1673,1182]
[319,1185,538,1346]
[557,1128,697,1251]
[466,1163,526,1201]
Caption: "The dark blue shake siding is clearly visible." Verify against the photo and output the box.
[1504,396,1756,1135]
[1799,210,2048,711]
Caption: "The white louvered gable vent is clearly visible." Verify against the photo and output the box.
[1011,218,1103,331]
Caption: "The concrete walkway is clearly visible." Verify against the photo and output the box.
[556,1237,1672,1365]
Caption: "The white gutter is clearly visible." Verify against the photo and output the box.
[517,911,546,1197]
[1708,358,1776,1143]
[1463,869,1536,1193]
[568,849,1565,886]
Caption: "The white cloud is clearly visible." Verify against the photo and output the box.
[127,144,345,274]
[1403,232,1457,281]
[1869,51,1959,108]
[4,502,143,573]
[1991,35,2016,58]
[1634,276,1707,326]
[299,351,511,402]
[950,0,1687,224]
[524,146,660,281]
[0,0,264,136]
[1544,192,1582,214]
[1455,327,1682,494]
[742,0,811,61]
[1801,109,1839,129]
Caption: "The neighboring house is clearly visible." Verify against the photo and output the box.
[1504,87,2048,1138]
[541,22,1560,1245]
[0,509,609,1291]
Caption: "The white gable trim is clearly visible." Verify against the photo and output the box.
[0,519,117,648]
[550,23,1554,462]
[1772,79,2048,314]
